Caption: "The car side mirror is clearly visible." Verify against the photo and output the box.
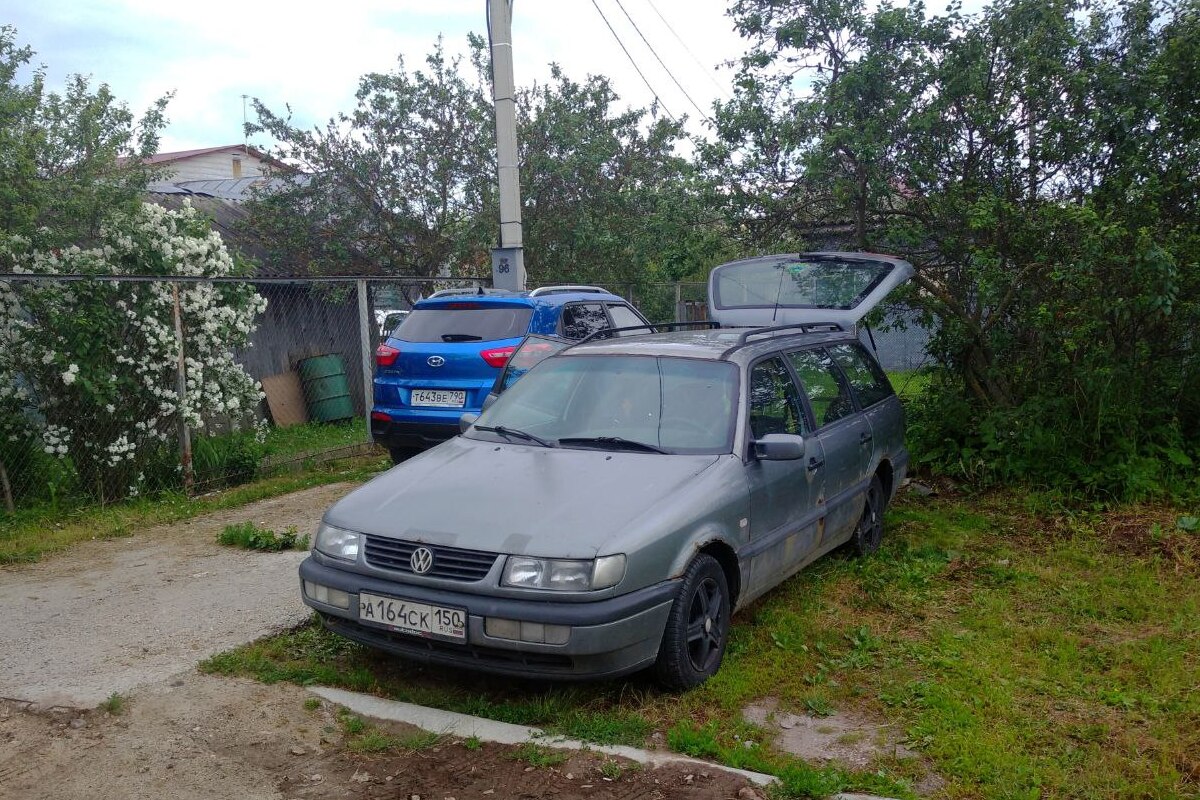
[459,412,480,433]
[753,433,806,461]
[481,392,499,411]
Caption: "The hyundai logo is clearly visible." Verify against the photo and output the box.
[427,356,445,367]
[410,546,434,574]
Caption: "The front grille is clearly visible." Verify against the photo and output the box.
[364,536,498,582]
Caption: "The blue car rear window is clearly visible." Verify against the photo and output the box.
[395,307,534,343]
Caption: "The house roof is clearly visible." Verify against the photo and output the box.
[145,190,273,270]
[140,144,290,171]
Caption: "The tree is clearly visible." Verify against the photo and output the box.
[0,25,169,253]
[243,38,496,296]
[710,0,1199,497]
[514,65,735,296]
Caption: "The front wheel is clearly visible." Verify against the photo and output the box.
[848,474,885,556]
[654,554,730,690]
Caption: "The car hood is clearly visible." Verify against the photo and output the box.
[324,436,722,559]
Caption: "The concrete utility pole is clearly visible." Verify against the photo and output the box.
[487,0,526,291]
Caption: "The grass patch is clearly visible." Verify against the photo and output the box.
[97,692,126,715]
[303,697,321,711]
[0,452,388,564]
[217,521,309,551]
[262,419,367,463]
[204,493,1200,798]
[511,741,568,768]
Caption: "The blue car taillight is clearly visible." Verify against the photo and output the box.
[375,343,400,367]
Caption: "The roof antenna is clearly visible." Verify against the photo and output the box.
[241,94,249,149]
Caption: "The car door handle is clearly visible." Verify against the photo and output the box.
[807,457,825,472]
[859,432,873,445]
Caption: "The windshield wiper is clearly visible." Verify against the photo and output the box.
[473,425,555,448]
[441,333,483,342]
[557,436,667,454]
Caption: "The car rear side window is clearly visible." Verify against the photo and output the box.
[827,343,894,408]
[787,349,856,428]
[606,303,650,335]
[560,303,609,339]
[749,357,807,437]
[395,306,533,343]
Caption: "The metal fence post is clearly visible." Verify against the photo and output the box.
[674,283,682,323]
[357,279,374,443]
[171,282,194,495]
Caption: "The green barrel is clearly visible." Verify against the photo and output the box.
[297,354,355,423]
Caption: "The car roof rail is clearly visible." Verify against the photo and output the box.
[572,320,720,346]
[718,322,845,357]
[527,284,610,297]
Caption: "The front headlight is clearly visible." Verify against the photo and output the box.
[314,522,362,561]
[502,554,626,591]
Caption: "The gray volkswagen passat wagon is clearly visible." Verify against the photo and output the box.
[299,253,912,688]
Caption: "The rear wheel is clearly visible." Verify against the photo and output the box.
[848,474,885,556]
[654,554,730,690]
[387,447,420,465]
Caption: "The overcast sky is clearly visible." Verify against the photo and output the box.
[6,0,748,153]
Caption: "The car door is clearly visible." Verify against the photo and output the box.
[743,355,826,599]
[786,346,870,548]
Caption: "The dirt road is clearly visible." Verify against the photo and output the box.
[0,482,355,707]
[0,672,759,800]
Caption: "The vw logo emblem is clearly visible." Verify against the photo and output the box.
[427,356,445,367]
[410,546,434,574]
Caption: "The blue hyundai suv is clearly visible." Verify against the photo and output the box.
[371,286,650,462]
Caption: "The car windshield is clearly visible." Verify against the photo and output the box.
[469,355,739,455]
[395,305,533,343]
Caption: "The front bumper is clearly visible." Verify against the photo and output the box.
[299,556,678,680]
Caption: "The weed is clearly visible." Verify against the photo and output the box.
[97,692,126,715]
[340,713,366,734]
[463,735,483,751]
[803,696,835,717]
[598,759,624,780]
[303,696,321,712]
[348,729,398,753]
[217,521,309,551]
[511,741,567,768]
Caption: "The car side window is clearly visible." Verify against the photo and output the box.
[827,343,895,408]
[787,348,855,428]
[748,357,807,438]
[560,303,608,339]
[605,303,650,335]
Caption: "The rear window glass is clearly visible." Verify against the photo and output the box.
[396,307,533,343]
[714,257,892,310]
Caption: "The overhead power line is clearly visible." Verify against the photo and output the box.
[610,0,712,122]
[645,0,732,99]
[587,0,677,122]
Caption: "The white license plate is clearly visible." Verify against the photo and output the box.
[358,592,467,642]
[411,389,466,408]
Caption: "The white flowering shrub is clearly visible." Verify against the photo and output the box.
[0,201,267,501]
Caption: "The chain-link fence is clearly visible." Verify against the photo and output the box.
[0,274,931,515]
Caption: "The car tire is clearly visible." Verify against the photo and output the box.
[387,447,420,465]
[654,554,730,690]
[848,474,885,557]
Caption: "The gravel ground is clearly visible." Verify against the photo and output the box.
[0,482,356,708]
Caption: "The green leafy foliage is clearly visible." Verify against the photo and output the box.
[216,521,309,552]
[710,0,1200,501]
